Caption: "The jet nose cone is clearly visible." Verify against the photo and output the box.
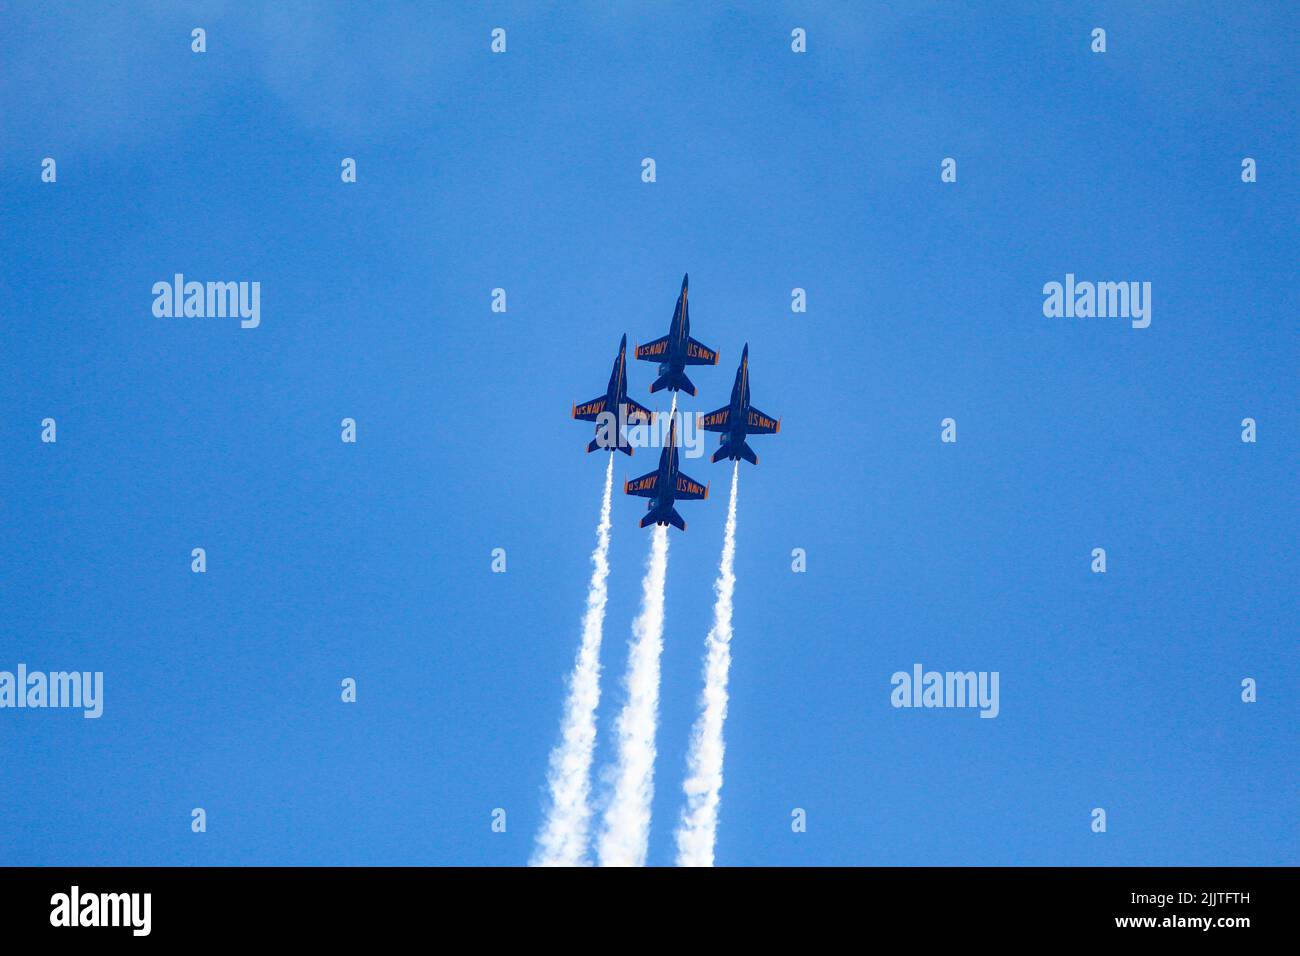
[620,333,627,349]
[742,343,749,357]
[682,273,689,289]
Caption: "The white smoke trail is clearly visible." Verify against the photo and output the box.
[597,398,677,867]
[597,524,670,866]
[531,455,615,866]
[675,462,739,867]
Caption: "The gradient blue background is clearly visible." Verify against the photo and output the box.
[1,2,1295,866]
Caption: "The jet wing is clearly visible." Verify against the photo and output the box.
[573,396,608,422]
[684,337,719,366]
[746,407,780,435]
[635,337,670,361]
[621,398,655,426]
[624,472,658,497]
[699,406,729,432]
[674,472,709,501]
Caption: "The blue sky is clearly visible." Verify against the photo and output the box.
[1,2,1295,866]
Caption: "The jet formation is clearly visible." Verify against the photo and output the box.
[570,273,780,531]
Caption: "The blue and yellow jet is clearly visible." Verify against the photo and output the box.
[699,343,780,464]
[572,334,655,454]
[624,414,709,531]
[634,273,718,396]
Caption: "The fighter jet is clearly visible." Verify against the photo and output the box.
[699,343,780,464]
[624,414,709,530]
[634,273,718,396]
[572,334,655,454]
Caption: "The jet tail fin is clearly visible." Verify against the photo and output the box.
[712,439,758,465]
[587,434,634,455]
[639,506,686,530]
[650,371,696,396]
